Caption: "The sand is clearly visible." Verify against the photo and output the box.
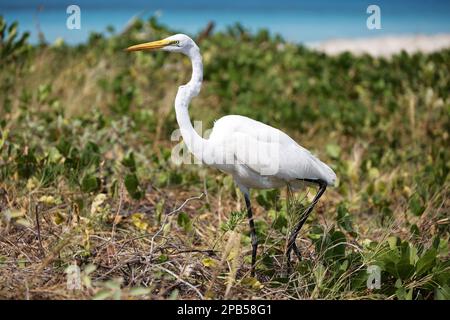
[309,34,450,57]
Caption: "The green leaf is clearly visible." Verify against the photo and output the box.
[56,138,71,157]
[336,203,356,236]
[83,264,97,275]
[169,289,179,300]
[80,141,100,168]
[409,193,425,216]
[129,287,152,296]
[432,236,440,250]
[159,254,169,263]
[396,286,413,300]
[329,230,346,261]
[395,241,415,279]
[241,277,264,290]
[93,289,111,300]
[81,175,100,193]
[410,224,420,237]
[271,209,288,231]
[416,248,437,276]
[326,143,341,159]
[124,173,144,199]
[122,152,136,172]
[313,228,347,263]
[177,212,192,233]
[435,285,450,300]
[16,151,37,179]
[202,258,217,268]
[256,189,280,210]
[387,236,399,250]
[350,269,368,291]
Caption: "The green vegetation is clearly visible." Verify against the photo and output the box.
[0,16,449,299]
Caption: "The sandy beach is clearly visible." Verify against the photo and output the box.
[309,34,450,57]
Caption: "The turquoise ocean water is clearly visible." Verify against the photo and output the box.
[2,0,450,44]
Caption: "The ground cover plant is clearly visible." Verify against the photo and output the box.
[0,16,449,299]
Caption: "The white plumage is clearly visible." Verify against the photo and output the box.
[126,34,337,275]
[207,114,337,189]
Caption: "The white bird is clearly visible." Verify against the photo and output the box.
[126,34,336,275]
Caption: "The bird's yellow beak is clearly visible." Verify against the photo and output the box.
[125,39,174,52]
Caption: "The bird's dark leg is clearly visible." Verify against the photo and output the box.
[286,185,303,261]
[286,180,327,272]
[292,243,302,261]
[244,192,258,277]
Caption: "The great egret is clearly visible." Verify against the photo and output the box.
[126,34,336,275]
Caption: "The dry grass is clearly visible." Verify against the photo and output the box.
[0,17,449,300]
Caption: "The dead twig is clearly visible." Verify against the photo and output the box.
[170,249,218,257]
[35,204,45,257]
[111,181,125,242]
[167,193,205,216]
[149,193,205,258]
[155,264,204,300]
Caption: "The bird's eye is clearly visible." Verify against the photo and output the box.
[171,40,180,46]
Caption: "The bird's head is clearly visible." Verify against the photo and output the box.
[125,34,197,55]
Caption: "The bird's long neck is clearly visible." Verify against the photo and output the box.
[174,46,207,161]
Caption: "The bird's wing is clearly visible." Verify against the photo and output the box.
[210,115,336,185]
[230,131,327,181]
